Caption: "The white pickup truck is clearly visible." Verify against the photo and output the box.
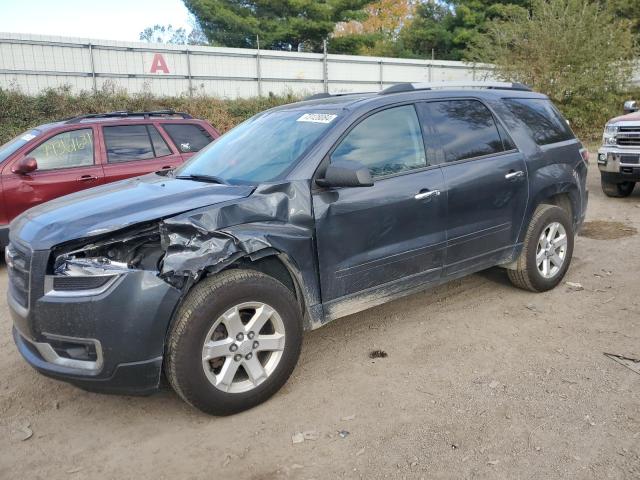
[598,100,640,197]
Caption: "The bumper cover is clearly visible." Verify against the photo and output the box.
[598,147,640,178]
[14,328,163,395]
[9,268,181,395]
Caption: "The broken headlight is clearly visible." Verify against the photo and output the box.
[48,224,165,294]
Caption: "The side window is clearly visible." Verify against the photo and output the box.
[428,100,505,162]
[104,125,155,163]
[162,124,213,153]
[148,126,172,157]
[503,98,574,146]
[497,122,517,151]
[29,129,94,171]
[331,105,427,177]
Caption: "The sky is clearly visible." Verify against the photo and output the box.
[0,0,193,42]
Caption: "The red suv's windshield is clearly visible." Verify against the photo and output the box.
[0,129,41,164]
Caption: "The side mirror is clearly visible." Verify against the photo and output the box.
[316,160,373,188]
[12,157,38,175]
[624,100,638,114]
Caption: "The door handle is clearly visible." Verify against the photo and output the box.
[160,165,175,170]
[414,189,441,200]
[505,170,525,180]
[77,175,98,182]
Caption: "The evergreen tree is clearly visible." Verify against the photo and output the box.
[184,0,374,52]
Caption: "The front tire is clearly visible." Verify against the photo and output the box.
[507,205,574,292]
[166,269,302,415]
[601,176,635,198]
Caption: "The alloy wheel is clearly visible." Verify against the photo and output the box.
[201,302,286,394]
[536,221,568,279]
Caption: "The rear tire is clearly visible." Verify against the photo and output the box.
[507,205,574,292]
[166,269,302,415]
[601,177,635,198]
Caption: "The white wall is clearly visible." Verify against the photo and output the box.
[0,32,497,98]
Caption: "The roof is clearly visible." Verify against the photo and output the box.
[270,82,547,114]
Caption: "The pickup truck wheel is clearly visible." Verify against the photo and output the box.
[507,204,574,292]
[166,269,302,415]
[601,177,635,198]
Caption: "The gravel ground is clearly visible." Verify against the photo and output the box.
[0,157,638,479]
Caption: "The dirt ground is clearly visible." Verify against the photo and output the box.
[0,157,639,480]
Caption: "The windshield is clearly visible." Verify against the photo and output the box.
[175,110,339,184]
[0,129,41,163]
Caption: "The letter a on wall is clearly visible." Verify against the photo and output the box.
[150,53,170,74]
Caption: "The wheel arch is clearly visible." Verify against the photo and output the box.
[520,181,580,244]
[166,248,321,337]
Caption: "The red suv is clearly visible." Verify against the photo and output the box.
[0,111,219,249]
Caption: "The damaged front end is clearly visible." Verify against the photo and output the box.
[9,180,323,395]
[48,181,322,327]
[50,223,167,294]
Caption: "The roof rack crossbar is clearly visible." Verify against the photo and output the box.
[380,81,532,95]
[65,110,193,123]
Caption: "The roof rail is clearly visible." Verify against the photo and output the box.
[304,91,374,101]
[380,81,532,95]
[65,110,193,123]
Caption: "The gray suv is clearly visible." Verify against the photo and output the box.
[7,82,589,415]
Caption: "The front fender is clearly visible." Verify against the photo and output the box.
[157,180,323,328]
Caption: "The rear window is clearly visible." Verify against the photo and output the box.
[504,98,574,145]
[0,129,41,163]
[162,124,213,153]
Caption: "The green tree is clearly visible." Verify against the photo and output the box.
[139,18,209,46]
[467,0,636,138]
[140,25,188,44]
[399,1,529,60]
[398,2,458,59]
[184,0,374,52]
[603,0,640,43]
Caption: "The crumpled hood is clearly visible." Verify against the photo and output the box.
[10,173,254,250]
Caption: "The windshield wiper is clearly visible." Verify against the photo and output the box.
[175,173,228,185]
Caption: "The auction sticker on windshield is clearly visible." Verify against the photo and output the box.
[297,113,337,124]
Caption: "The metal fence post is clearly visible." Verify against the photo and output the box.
[186,48,193,96]
[379,60,383,90]
[256,35,262,97]
[88,42,97,93]
[322,39,328,94]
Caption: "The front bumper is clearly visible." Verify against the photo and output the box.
[597,147,640,176]
[9,264,182,395]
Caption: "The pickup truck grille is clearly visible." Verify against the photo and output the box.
[6,243,32,308]
[617,126,640,146]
